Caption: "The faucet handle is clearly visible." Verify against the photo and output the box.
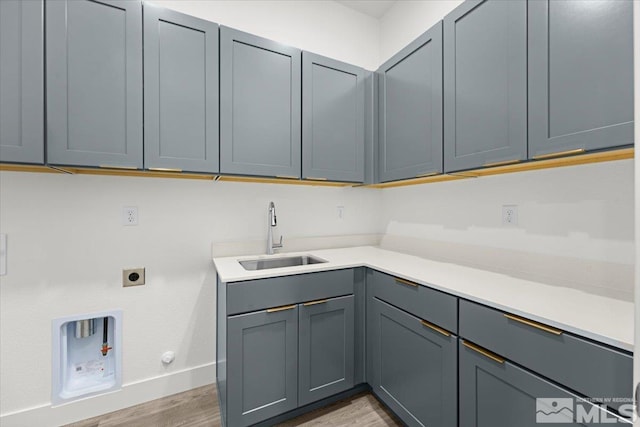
[273,236,283,249]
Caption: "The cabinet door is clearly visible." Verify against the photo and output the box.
[227,306,298,427]
[302,52,364,183]
[443,0,527,173]
[298,295,355,406]
[528,0,633,158]
[143,5,219,173]
[370,298,457,427]
[220,27,301,178]
[46,0,143,168]
[0,0,44,164]
[378,22,443,183]
[459,340,630,426]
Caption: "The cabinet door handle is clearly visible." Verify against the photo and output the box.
[148,167,182,173]
[266,304,296,313]
[420,319,451,337]
[416,171,438,178]
[532,148,585,160]
[503,313,563,336]
[99,165,138,170]
[303,299,328,306]
[483,159,521,168]
[305,177,328,181]
[395,277,418,287]
[275,175,299,180]
[462,340,505,364]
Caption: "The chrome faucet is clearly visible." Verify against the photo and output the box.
[267,201,283,255]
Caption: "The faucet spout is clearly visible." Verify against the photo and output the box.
[267,201,283,255]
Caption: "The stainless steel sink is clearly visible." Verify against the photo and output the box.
[239,255,327,271]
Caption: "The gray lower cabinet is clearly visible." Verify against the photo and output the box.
[459,340,630,426]
[143,4,219,173]
[219,269,359,426]
[302,52,365,183]
[377,22,443,183]
[369,298,457,427]
[459,299,633,413]
[299,295,355,406]
[0,0,44,164]
[227,306,299,427]
[528,0,634,158]
[46,0,143,168]
[220,27,301,178]
[443,0,527,173]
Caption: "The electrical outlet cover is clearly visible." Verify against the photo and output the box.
[502,205,518,226]
[122,206,138,226]
[123,268,145,287]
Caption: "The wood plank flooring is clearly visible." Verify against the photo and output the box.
[65,385,402,427]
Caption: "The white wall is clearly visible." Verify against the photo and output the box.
[380,161,635,299]
[0,172,382,420]
[379,0,463,62]
[151,0,381,70]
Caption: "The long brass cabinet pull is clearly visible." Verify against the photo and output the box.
[305,177,328,181]
[395,278,418,287]
[532,148,585,160]
[275,175,299,180]
[303,299,328,306]
[416,171,438,178]
[420,319,451,337]
[99,165,138,170]
[503,313,563,336]
[462,340,505,364]
[483,159,521,167]
[266,304,296,313]
[148,167,182,173]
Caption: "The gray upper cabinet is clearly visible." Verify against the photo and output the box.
[0,0,44,164]
[46,0,143,168]
[443,0,527,173]
[364,72,378,184]
[143,5,219,173]
[369,298,457,427]
[227,307,299,427]
[220,27,301,178]
[528,0,633,158]
[298,295,355,406]
[302,52,365,183]
[378,22,443,183]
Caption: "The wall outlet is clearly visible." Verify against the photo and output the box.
[337,206,345,220]
[123,268,145,287]
[122,206,138,226]
[502,205,518,226]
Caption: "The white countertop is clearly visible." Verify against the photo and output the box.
[213,246,635,352]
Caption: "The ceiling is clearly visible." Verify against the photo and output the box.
[336,0,397,19]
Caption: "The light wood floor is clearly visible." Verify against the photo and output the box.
[65,385,402,427]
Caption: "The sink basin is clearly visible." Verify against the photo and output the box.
[239,255,327,271]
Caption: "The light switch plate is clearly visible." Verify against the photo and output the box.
[0,234,6,276]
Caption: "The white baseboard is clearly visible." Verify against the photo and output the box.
[0,362,216,427]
